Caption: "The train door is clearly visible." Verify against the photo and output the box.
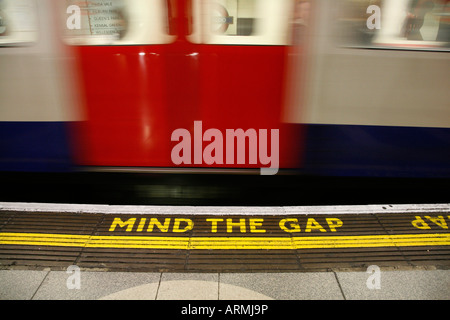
[189,0,301,170]
[68,0,302,171]
[65,0,176,167]
[0,0,78,171]
[166,0,302,172]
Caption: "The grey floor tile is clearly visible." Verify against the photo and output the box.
[157,273,219,300]
[336,270,450,300]
[32,271,161,300]
[99,282,161,300]
[220,273,344,300]
[219,282,274,300]
[0,270,49,300]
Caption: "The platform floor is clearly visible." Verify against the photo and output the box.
[0,203,449,301]
[1,269,449,300]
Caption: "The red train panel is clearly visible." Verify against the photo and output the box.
[72,0,302,171]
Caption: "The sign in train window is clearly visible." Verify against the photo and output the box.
[210,0,256,36]
[190,0,292,45]
[0,0,38,46]
[64,0,174,45]
[338,0,450,50]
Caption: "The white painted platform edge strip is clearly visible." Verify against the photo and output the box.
[0,202,449,215]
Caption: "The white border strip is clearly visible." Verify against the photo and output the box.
[0,202,449,215]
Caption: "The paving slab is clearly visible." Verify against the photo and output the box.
[219,272,344,300]
[219,282,274,300]
[100,282,161,300]
[31,271,161,300]
[0,270,48,300]
[336,269,450,300]
[157,273,218,300]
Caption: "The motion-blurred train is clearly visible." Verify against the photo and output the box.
[1,0,449,177]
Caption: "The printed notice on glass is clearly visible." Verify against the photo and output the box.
[87,0,126,36]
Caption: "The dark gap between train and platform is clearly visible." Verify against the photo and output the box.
[0,172,449,206]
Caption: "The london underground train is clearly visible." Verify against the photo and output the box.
[0,0,449,178]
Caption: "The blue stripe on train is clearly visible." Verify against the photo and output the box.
[2,122,449,177]
[302,124,450,178]
[0,122,73,172]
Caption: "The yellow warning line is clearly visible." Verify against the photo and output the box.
[1,232,450,250]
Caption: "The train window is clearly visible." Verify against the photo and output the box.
[338,0,450,50]
[210,0,256,36]
[189,0,293,45]
[63,0,175,45]
[0,0,38,46]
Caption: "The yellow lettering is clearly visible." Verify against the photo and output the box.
[425,216,448,229]
[173,218,194,233]
[109,217,136,232]
[207,218,223,233]
[279,218,301,233]
[147,218,171,232]
[305,218,326,233]
[411,216,431,230]
[249,218,266,233]
[326,218,343,232]
[136,218,146,232]
[227,218,246,233]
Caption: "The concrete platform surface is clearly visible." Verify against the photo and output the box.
[0,269,449,300]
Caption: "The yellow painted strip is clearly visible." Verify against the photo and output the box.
[0,232,449,250]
